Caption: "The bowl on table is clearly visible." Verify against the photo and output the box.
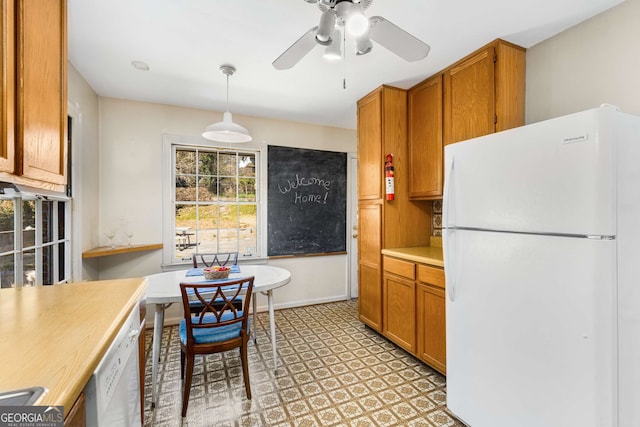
[203,267,231,280]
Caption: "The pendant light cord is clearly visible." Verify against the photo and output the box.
[225,73,230,113]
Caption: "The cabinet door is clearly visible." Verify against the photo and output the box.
[444,46,495,145]
[15,0,67,185]
[408,75,443,199]
[63,392,86,427]
[417,266,446,374]
[357,91,382,200]
[0,0,15,173]
[383,258,416,353]
[358,202,382,330]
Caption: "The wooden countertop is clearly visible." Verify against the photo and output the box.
[0,278,147,416]
[381,245,444,267]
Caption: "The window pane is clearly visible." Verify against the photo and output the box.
[176,150,196,174]
[219,178,237,201]
[218,229,239,253]
[58,242,66,283]
[238,154,255,177]
[175,204,195,258]
[0,254,14,288]
[42,201,53,243]
[175,204,195,229]
[198,204,219,229]
[0,200,15,253]
[23,249,35,286]
[197,176,218,201]
[57,202,66,241]
[176,175,196,202]
[23,200,36,248]
[219,153,236,176]
[198,152,217,175]
[43,244,53,284]
[238,178,256,202]
[218,205,239,253]
[239,205,257,255]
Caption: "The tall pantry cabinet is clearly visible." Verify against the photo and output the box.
[357,86,430,331]
[0,0,68,191]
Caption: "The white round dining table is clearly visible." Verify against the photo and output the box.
[145,264,291,408]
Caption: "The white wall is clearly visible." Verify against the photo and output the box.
[526,0,640,123]
[67,64,100,281]
[93,97,356,322]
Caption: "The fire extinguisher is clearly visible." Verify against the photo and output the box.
[385,154,395,201]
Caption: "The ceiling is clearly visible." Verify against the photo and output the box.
[67,0,624,130]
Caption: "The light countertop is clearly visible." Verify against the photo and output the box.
[0,278,147,416]
[381,245,444,267]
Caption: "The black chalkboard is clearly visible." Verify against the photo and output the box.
[267,145,347,256]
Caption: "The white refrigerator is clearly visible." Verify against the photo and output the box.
[442,106,640,427]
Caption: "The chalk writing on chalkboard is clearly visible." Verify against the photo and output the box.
[267,145,347,257]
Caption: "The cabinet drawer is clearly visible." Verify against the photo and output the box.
[417,264,445,288]
[383,256,415,280]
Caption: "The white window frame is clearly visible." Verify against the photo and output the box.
[0,187,71,287]
[161,134,268,269]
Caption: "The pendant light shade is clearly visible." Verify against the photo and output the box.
[202,65,252,143]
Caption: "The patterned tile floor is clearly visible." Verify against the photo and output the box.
[143,299,464,427]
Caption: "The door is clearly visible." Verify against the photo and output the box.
[445,229,616,427]
[349,154,358,298]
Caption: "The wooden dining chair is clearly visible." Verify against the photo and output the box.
[189,251,242,314]
[179,277,254,417]
[192,252,239,268]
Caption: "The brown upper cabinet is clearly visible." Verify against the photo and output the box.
[408,74,443,199]
[1,0,68,190]
[357,89,384,201]
[408,39,525,200]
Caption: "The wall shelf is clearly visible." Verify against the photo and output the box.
[82,244,163,259]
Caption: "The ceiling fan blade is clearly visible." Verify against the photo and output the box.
[273,26,319,70]
[368,16,430,62]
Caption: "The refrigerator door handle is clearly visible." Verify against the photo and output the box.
[443,155,456,301]
[444,228,456,301]
[443,156,455,228]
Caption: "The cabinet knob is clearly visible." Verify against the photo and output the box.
[352,233,358,238]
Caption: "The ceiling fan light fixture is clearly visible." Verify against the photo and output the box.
[323,30,342,60]
[202,65,252,143]
[315,9,336,45]
[355,35,373,55]
[346,12,368,37]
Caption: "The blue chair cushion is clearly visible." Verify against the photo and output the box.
[179,311,249,345]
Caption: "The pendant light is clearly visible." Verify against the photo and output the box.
[202,65,252,143]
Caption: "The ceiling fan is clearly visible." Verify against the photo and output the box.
[272,0,431,70]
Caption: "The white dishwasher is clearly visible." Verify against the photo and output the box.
[84,303,142,427]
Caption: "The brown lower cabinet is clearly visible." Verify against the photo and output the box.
[64,392,85,427]
[383,255,446,375]
[417,264,446,374]
[383,257,417,353]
